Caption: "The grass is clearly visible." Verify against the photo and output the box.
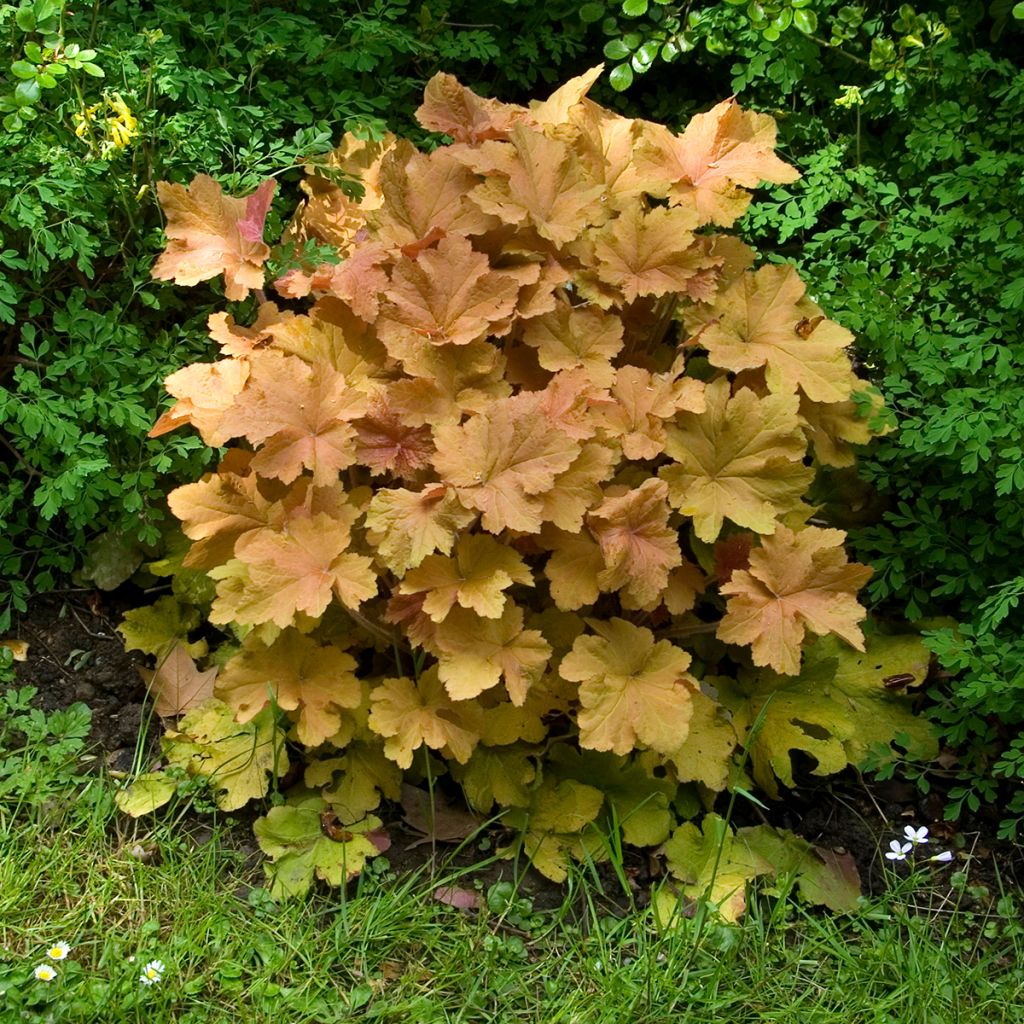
[1,684,1023,1024]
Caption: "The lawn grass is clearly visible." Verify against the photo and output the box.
[1,686,1023,1024]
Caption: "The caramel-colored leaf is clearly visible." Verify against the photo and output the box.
[400,534,533,621]
[587,479,682,608]
[660,379,813,542]
[691,265,857,403]
[365,485,476,576]
[433,391,580,534]
[368,667,483,769]
[717,525,873,675]
[141,641,217,718]
[153,175,276,299]
[560,618,696,755]
[217,629,362,747]
[434,605,552,705]
[638,100,799,226]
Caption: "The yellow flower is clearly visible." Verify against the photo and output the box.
[33,964,57,982]
[46,941,71,961]
[834,85,864,109]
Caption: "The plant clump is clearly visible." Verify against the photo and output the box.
[119,67,936,913]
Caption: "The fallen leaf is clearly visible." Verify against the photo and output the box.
[140,641,217,718]
[433,886,481,910]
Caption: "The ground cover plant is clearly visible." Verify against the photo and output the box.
[111,67,943,913]
[1,684,1022,1023]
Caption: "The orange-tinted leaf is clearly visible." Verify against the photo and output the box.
[587,479,682,608]
[207,302,285,358]
[800,390,884,467]
[691,265,857,403]
[560,618,696,755]
[639,100,799,226]
[660,379,812,541]
[539,442,618,533]
[210,514,376,628]
[218,353,369,485]
[416,72,527,143]
[168,469,275,569]
[463,125,607,246]
[378,235,520,354]
[153,175,276,299]
[353,394,435,477]
[542,527,605,611]
[433,391,580,534]
[368,666,483,768]
[365,486,476,576]
[717,525,873,675]
[596,364,705,460]
[592,205,715,303]
[374,147,497,249]
[217,629,362,746]
[399,534,533,621]
[527,65,603,127]
[150,358,250,444]
[519,299,623,388]
[267,300,389,383]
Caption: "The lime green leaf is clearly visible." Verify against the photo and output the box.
[163,699,289,811]
[114,772,177,816]
[254,792,382,898]
[502,778,605,882]
[119,595,204,658]
[609,63,634,91]
[717,633,937,798]
[661,813,773,922]
[603,39,632,59]
[793,9,818,34]
[550,745,674,847]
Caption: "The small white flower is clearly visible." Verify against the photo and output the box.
[929,850,954,863]
[46,942,71,961]
[139,959,165,986]
[903,825,930,845]
[34,964,57,982]
[885,839,913,861]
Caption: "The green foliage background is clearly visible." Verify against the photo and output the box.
[2,0,1023,833]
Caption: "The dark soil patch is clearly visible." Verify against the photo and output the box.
[7,590,1023,909]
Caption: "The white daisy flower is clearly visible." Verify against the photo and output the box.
[903,825,930,845]
[33,964,57,982]
[46,942,71,961]
[139,959,165,986]
[885,839,913,861]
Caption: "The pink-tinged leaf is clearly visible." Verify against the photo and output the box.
[140,641,217,718]
[433,886,481,910]
[237,179,277,242]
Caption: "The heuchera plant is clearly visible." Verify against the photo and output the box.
[118,68,936,915]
